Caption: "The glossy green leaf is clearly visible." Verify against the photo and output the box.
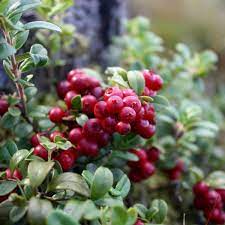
[8,107,21,117]
[206,171,225,189]
[9,206,27,223]
[0,140,18,162]
[76,114,88,127]
[28,161,54,188]
[127,71,145,95]
[0,181,17,196]
[151,199,168,224]
[10,149,29,172]
[1,112,20,129]
[30,44,48,67]
[15,123,33,138]
[71,95,82,110]
[13,30,29,50]
[91,167,113,200]
[47,172,90,197]
[0,40,16,60]
[24,21,61,32]
[111,206,128,225]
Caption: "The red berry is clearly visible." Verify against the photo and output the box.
[136,107,145,120]
[141,162,155,178]
[97,131,110,147]
[69,128,83,144]
[0,99,9,116]
[115,122,131,135]
[106,96,124,113]
[143,104,155,122]
[30,133,43,147]
[143,70,163,91]
[49,131,65,142]
[142,87,150,96]
[83,118,102,138]
[204,190,222,209]
[33,144,48,160]
[215,189,225,202]
[122,89,136,97]
[55,148,77,171]
[205,208,225,224]
[57,80,72,99]
[70,75,89,93]
[193,181,209,196]
[128,149,148,168]
[129,169,143,183]
[104,87,123,101]
[147,147,160,162]
[194,197,205,210]
[123,96,141,113]
[119,107,136,123]
[175,160,185,171]
[101,116,117,134]
[5,168,22,180]
[94,101,108,118]
[82,95,97,115]
[87,77,100,89]
[168,169,182,181]
[78,138,99,157]
[67,69,84,82]
[91,87,104,98]
[135,120,155,138]
[134,219,145,225]
[64,91,77,109]
[49,107,65,123]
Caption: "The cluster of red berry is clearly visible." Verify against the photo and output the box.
[128,147,160,182]
[43,69,163,171]
[193,181,225,224]
[0,98,9,117]
[164,159,185,181]
[134,219,144,225]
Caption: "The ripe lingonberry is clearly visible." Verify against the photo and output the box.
[135,107,145,120]
[78,138,99,157]
[204,190,222,209]
[94,101,108,118]
[33,144,48,160]
[49,107,65,123]
[135,120,155,138]
[143,70,163,91]
[129,169,143,183]
[49,131,65,142]
[143,103,155,122]
[106,96,124,113]
[122,89,136,97]
[97,131,110,147]
[141,162,155,178]
[128,149,148,168]
[70,75,89,93]
[69,128,83,144]
[123,96,141,113]
[167,169,182,181]
[67,69,84,82]
[193,181,209,196]
[5,168,22,180]
[205,209,225,224]
[134,219,145,225]
[55,148,77,171]
[30,133,43,147]
[215,189,225,202]
[104,87,123,101]
[0,99,9,116]
[64,91,77,109]
[115,122,131,135]
[119,106,136,123]
[147,147,160,162]
[57,80,72,99]
[101,116,117,134]
[82,95,97,115]
[87,77,100,89]
[91,86,104,98]
[83,118,102,138]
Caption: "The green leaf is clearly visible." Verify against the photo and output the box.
[146,207,158,221]
[24,21,61,32]
[82,170,94,186]
[91,167,113,200]
[9,206,27,223]
[111,151,139,161]
[126,208,138,225]
[28,161,54,188]
[115,174,130,198]
[111,206,128,225]
[25,87,38,100]
[47,210,79,225]
[30,44,48,67]
[105,67,128,80]
[28,197,53,225]
[10,149,29,172]
[0,181,17,196]
[152,95,169,107]
[15,122,33,138]
[64,200,100,221]
[0,200,14,224]
[8,107,21,117]
[151,199,168,224]
[1,112,20,129]
[76,114,88,127]
[0,140,18,162]
[3,60,14,80]
[110,74,129,88]
[39,136,56,150]
[0,41,16,60]
[71,95,82,110]
[13,30,29,50]
[47,172,90,197]
[83,68,103,82]
[55,136,72,150]
[133,204,148,218]
[0,0,10,14]
[127,71,145,95]
[206,171,225,189]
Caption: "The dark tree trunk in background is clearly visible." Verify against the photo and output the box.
[66,0,126,67]
[0,0,127,91]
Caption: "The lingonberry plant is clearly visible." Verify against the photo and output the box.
[0,2,168,225]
